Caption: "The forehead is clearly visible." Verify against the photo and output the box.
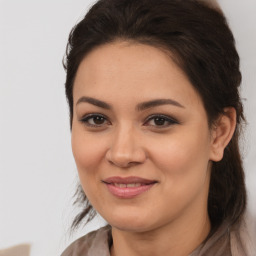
[75,41,177,85]
[73,41,202,108]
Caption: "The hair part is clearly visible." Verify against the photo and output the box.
[63,0,246,234]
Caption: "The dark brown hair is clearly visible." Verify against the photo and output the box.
[63,0,246,234]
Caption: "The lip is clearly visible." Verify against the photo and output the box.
[103,176,156,184]
[102,176,157,199]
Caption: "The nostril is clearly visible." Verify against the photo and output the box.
[105,140,147,167]
[107,159,140,168]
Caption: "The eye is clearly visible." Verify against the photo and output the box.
[80,114,110,127]
[144,114,178,128]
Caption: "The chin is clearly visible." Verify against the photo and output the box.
[112,222,152,233]
[105,212,159,233]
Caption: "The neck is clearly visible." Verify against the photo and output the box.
[110,210,211,256]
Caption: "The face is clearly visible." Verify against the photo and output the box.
[72,41,215,232]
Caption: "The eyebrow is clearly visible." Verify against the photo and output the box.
[76,96,111,109]
[76,96,184,110]
[136,99,185,111]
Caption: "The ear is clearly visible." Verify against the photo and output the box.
[209,107,236,162]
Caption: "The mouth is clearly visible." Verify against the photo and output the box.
[102,176,158,198]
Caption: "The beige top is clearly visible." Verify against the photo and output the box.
[61,215,256,256]
[0,244,30,256]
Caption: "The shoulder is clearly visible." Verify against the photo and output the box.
[230,212,256,256]
[190,212,256,256]
[61,225,112,256]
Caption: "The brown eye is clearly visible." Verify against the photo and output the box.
[80,114,110,127]
[91,116,105,125]
[144,114,178,127]
[153,117,167,126]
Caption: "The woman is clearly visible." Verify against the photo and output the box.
[61,0,255,255]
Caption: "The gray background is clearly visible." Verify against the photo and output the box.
[0,1,255,255]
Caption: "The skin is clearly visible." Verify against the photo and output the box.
[71,41,236,256]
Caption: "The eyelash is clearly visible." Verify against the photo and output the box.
[79,113,178,128]
[80,113,110,128]
[144,114,178,128]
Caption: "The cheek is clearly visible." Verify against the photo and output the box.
[71,127,106,173]
[149,129,211,186]
[71,127,107,202]
[147,132,211,218]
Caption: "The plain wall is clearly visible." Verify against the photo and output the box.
[0,1,255,255]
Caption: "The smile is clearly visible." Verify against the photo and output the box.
[102,176,157,198]
[113,183,142,188]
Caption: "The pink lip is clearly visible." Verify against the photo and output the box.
[102,176,157,199]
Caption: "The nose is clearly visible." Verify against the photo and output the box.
[105,125,147,168]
